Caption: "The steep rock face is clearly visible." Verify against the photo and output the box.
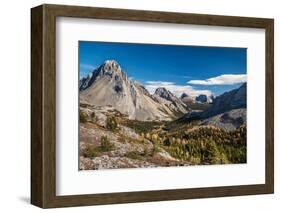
[180,93,188,99]
[195,94,208,103]
[153,87,188,114]
[180,93,213,104]
[182,83,247,129]
[180,93,193,104]
[80,60,182,121]
[201,83,246,118]
[200,108,246,131]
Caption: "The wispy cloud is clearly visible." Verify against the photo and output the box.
[145,81,174,86]
[188,74,247,85]
[145,81,212,97]
[80,63,96,70]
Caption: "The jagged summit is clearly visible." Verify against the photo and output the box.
[80,60,128,91]
[180,92,214,104]
[80,60,188,121]
[104,59,119,65]
[181,93,188,99]
[154,87,174,102]
[100,60,122,74]
[96,59,127,80]
[153,87,188,115]
[196,94,208,103]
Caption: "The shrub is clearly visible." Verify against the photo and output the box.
[80,111,87,123]
[163,138,171,146]
[106,116,118,132]
[142,147,150,156]
[89,111,97,123]
[151,144,161,156]
[100,136,115,152]
[121,120,164,134]
[200,140,221,164]
[145,133,151,140]
[125,151,142,160]
[82,145,98,158]
[151,134,158,142]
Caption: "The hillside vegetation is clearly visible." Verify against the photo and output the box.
[79,104,246,170]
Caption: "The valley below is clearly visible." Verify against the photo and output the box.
[79,102,246,170]
[79,60,247,170]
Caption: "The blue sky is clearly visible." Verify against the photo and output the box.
[79,41,247,97]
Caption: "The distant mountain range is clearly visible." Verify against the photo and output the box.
[180,93,213,104]
[201,82,246,118]
[80,60,246,123]
[181,82,246,130]
[153,87,188,115]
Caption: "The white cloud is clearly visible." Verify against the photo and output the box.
[145,81,212,97]
[145,81,174,86]
[188,74,247,85]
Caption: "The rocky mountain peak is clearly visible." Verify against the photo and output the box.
[102,60,121,71]
[80,60,183,121]
[154,87,188,115]
[180,93,188,99]
[80,60,191,121]
[196,94,208,103]
[98,59,125,78]
[79,60,128,91]
[154,87,174,101]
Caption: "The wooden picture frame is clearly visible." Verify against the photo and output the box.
[31,4,274,208]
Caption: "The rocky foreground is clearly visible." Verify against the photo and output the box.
[79,104,187,170]
[79,103,246,170]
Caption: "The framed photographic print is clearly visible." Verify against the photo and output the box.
[31,4,274,208]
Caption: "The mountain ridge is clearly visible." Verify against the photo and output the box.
[201,83,246,118]
[182,83,247,123]
[80,60,188,121]
[153,87,188,114]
